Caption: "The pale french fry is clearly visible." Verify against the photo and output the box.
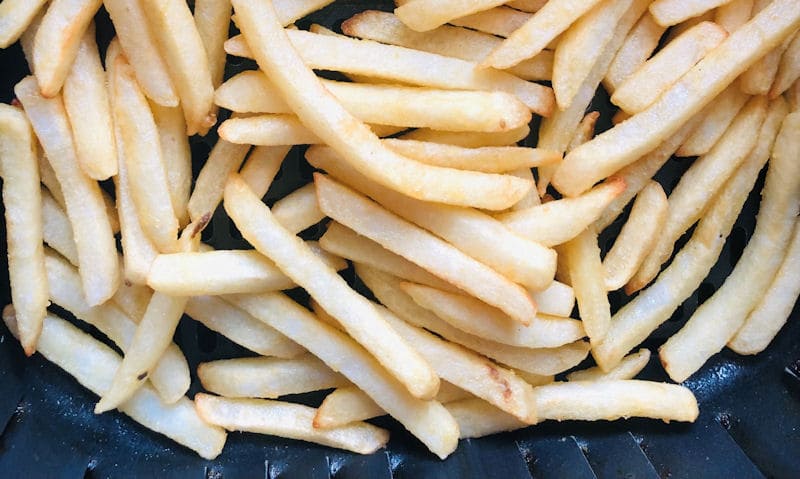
[148,244,346,296]
[309,147,554,292]
[195,394,388,455]
[18,6,42,72]
[627,96,767,293]
[399,124,530,147]
[185,295,304,358]
[729,219,800,354]
[739,0,791,95]
[319,222,458,293]
[660,112,800,382]
[194,0,231,92]
[394,0,506,32]
[187,140,250,222]
[0,104,47,355]
[271,184,326,234]
[449,6,531,37]
[140,0,215,135]
[219,114,320,145]
[37,153,66,208]
[602,181,668,291]
[216,72,531,132]
[714,0,753,32]
[531,281,575,318]
[315,386,390,428]
[499,178,626,247]
[225,291,459,459]
[270,0,335,24]
[62,23,117,180]
[567,349,651,381]
[104,0,178,106]
[649,0,732,26]
[341,10,552,81]
[112,55,179,253]
[32,0,102,96]
[239,146,291,199]
[481,0,604,71]
[2,308,226,459]
[508,167,540,210]
[314,173,539,322]
[592,98,789,370]
[223,173,440,400]
[562,226,610,345]
[603,14,666,93]
[401,282,584,348]
[550,0,636,110]
[611,21,728,114]
[770,31,800,98]
[356,264,591,376]
[445,398,525,438]
[44,251,190,404]
[150,103,192,226]
[553,0,800,197]
[15,76,119,306]
[0,0,47,48]
[198,356,346,399]
[224,29,555,116]
[41,188,79,265]
[112,281,152,323]
[567,112,599,153]
[676,83,749,157]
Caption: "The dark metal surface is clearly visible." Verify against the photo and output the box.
[0,1,798,477]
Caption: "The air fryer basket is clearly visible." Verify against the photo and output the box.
[0,1,797,478]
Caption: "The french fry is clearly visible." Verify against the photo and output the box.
[448,6,531,37]
[592,98,789,370]
[770,31,800,98]
[150,103,192,226]
[603,14,666,93]
[602,181,668,291]
[148,244,346,296]
[341,10,552,81]
[627,96,767,293]
[659,112,800,382]
[140,0,215,135]
[2,307,226,459]
[309,147,554,292]
[401,282,584,348]
[506,0,547,12]
[32,0,102,96]
[111,280,152,323]
[481,0,604,71]
[112,54,179,253]
[194,0,231,92]
[567,349,651,381]
[314,173,539,322]
[224,29,555,116]
[225,291,459,459]
[0,0,47,48]
[187,140,250,222]
[197,356,346,399]
[0,104,47,355]
[394,0,507,32]
[714,0,754,32]
[739,0,791,95]
[649,0,731,26]
[611,21,728,114]
[729,219,800,354]
[530,281,575,318]
[399,124,530,147]
[223,173,440,400]
[195,394,389,455]
[37,152,66,208]
[185,295,304,358]
[15,76,119,306]
[499,178,626,247]
[239,146,291,199]
[18,6,42,72]
[62,23,117,180]
[445,398,525,438]
[41,188,79,265]
[271,184,326,234]
[562,226,610,346]
[553,0,800,197]
[567,112,599,153]
[676,83,749,157]
[219,114,320,146]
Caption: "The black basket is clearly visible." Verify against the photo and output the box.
[0,2,797,478]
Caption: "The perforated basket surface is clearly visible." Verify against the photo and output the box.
[0,2,798,478]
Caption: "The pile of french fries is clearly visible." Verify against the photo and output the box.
[0,0,798,461]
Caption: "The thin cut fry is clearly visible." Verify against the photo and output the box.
[239,146,291,199]
[649,0,732,26]
[399,124,530,147]
[111,280,152,322]
[194,0,231,91]
[0,104,47,355]
[150,103,192,227]
[604,14,666,93]
[271,184,325,234]
[394,0,507,32]
[567,349,651,381]
[676,83,749,157]
[187,140,250,222]
[449,6,531,37]
[563,226,610,345]
[553,0,800,197]
[0,0,48,48]
[739,0,791,95]
[770,31,800,98]
[567,112,599,153]
[315,386,389,428]
[531,281,575,318]
[41,188,79,265]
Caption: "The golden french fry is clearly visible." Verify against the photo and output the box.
[481,0,604,71]
[627,96,767,293]
[140,0,215,135]
[553,0,800,197]
[195,394,389,455]
[195,0,231,92]
[0,104,47,355]
[603,181,668,291]
[563,226,610,346]
[449,6,531,37]
[197,356,346,399]
[660,112,800,382]
[649,0,732,26]
[239,145,291,199]
[187,140,250,222]
[41,188,79,265]
[150,103,192,226]
[394,0,507,32]
[729,219,800,354]
[223,172,440,400]
[271,184,325,234]
[567,349,651,381]
[714,0,754,32]
[15,76,119,306]
[770,31,800,98]
[399,124,530,147]
[604,14,666,93]
[0,0,47,48]
[2,307,226,459]
[676,83,749,157]
[611,21,727,114]
[62,23,117,180]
